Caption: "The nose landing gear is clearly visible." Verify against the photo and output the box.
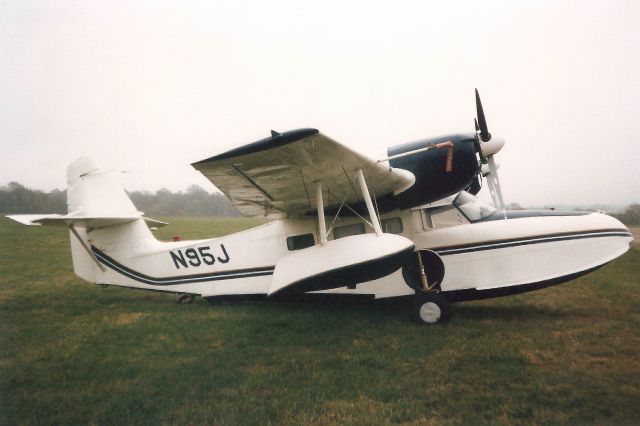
[403,250,452,324]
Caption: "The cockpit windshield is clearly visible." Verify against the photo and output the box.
[453,191,496,222]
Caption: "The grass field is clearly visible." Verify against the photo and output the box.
[1,217,639,425]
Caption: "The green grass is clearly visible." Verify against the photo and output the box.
[1,217,639,425]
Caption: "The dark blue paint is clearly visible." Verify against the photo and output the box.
[388,133,481,209]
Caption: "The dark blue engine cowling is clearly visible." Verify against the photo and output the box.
[388,133,480,209]
[323,133,481,216]
[201,127,482,217]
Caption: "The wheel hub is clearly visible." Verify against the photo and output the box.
[419,301,442,323]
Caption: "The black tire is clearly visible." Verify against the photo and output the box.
[412,292,452,324]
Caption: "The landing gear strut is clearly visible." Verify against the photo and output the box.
[404,249,451,324]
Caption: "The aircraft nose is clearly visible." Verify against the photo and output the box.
[591,212,633,246]
[604,213,631,233]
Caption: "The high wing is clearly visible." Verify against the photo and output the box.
[192,129,415,218]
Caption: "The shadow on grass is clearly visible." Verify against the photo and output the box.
[222,295,595,326]
[202,295,415,325]
[90,285,595,328]
[453,302,590,322]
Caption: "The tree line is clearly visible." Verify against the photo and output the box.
[613,203,640,226]
[0,182,239,217]
[1,181,638,225]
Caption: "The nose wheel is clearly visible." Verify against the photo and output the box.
[413,292,451,324]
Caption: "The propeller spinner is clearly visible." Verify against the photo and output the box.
[474,89,506,212]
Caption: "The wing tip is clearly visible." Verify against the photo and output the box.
[192,128,319,166]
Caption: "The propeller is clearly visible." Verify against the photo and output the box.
[474,89,506,212]
[475,89,491,142]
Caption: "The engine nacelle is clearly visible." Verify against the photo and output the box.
[389,133,480,209]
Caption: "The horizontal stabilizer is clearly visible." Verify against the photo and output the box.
[6,214,168,229]
[142,217,169,228]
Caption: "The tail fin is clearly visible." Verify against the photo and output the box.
[7,158,166,283]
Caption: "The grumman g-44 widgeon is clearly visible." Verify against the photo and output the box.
[8,91,632,323]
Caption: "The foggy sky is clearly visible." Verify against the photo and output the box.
[1,0,639,206]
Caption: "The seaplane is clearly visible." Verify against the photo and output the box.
[7,90,632,323]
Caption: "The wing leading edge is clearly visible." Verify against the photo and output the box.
[192,129,415,218]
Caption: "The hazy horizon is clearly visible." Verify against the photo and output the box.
[1,1,638,206]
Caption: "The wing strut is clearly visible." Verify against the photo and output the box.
[316,169,382,245]
[356,169,382,235]
[315,182,328,245]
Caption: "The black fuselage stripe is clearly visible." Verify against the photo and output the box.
[92,247,274,286]
[434,230,631,256]
[92,229,630,284]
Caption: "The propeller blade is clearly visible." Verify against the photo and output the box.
[487,155,505,211]
[484,164,498,207]
[481,162,500,177]
[473,131,486,163]
[475,88,491,142]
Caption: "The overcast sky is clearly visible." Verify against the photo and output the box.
[1,0,638,206]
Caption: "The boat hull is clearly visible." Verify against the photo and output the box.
[415,213,632,300]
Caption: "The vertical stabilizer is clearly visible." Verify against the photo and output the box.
[7,157,161,285]
[64,158,156,283]
[66,157,140,217]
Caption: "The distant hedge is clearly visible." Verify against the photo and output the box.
[0,182,239,217]
[612,203,640,226]
[2,181,638,224]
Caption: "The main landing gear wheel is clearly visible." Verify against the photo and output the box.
[413,292,452,324]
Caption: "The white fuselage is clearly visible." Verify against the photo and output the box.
[88,197,632,302]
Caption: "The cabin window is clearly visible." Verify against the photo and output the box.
[422,210,434,229]
[333,223,365,239]
[286,233,315,251]
[382,217,403,234]
[429,206,467,228]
